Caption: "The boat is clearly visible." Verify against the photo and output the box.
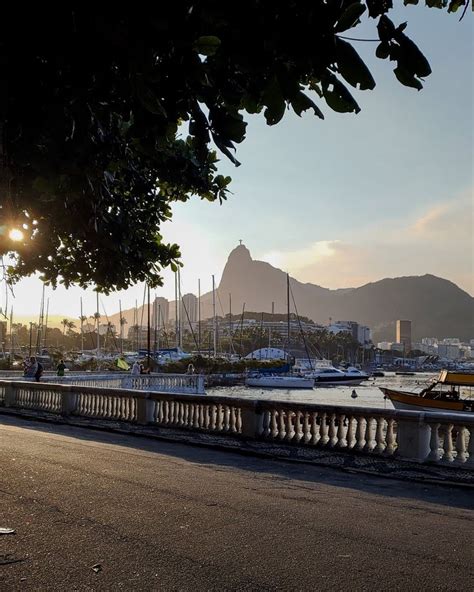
[245,274,315,390]
[307,366,368,386]
[245,374,315,389]
[380,370,474,413]
[395,371,415,376]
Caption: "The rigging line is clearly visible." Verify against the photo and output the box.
[215,287,236,353]
[180,295,199,351]
[100,299,119,353]
[289,282,313,370]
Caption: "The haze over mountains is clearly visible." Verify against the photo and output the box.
[198,245,474,342]
[110,244,473,342]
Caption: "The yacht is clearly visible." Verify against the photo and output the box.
[245,374,315,389]
[307,365,368,386]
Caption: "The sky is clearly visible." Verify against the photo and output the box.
[2,4,473,321]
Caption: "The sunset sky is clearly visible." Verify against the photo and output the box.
[2,4,472,320]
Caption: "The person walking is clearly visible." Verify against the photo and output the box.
[57,359,66,377]
[24,356,38,380]
[131,361,141,375]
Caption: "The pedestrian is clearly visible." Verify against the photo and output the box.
[131,361,141,375]
[35,359,44,382]
[57,359,66,377]
[24,356,38,380]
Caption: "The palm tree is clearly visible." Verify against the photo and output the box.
[61,318,69,335]
[66,321,76,336]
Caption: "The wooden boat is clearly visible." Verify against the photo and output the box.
[380,370,474,413]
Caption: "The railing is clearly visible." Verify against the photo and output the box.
[0,380,472,468]
[5,373,205,395]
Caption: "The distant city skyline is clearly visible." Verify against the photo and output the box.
[1,4,472,318]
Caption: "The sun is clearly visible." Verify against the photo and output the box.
[9,228,24,241]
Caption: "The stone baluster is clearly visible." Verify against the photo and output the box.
[318,412,329,447]
[310,412,319,445]
[354,416,365,451]
[385,419,397,455]
[454,425,467,464]
[303,412,311,443]
[441,423,454,462]
[465,426,474,467]
[270,410,278,438]
[327,413,337,448]
[284,411,293,442]
[230,406,237,432]
[345,416,355,449]
[334,413,346,448]
[374,417,386,454]
[292,411,302,443]
[277,410,286,440]
[363,417,375,452]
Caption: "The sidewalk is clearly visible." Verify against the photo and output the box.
[1,406,473,487]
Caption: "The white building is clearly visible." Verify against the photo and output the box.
[437,343,460,360]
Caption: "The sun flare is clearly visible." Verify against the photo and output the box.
[9,228,24,241]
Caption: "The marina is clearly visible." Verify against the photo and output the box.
[208,372,473,410]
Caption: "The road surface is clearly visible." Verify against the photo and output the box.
[1,415,472,591]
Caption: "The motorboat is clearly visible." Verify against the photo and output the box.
[245,374,315,389]
[307,366,368,386]
[344,366,370,381]
[380,370,474,413]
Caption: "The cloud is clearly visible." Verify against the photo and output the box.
[258,194,473,294]
[409,194,472,240]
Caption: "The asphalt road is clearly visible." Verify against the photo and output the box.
[1,415,472,591]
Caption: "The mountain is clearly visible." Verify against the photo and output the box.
[198,244,473,342]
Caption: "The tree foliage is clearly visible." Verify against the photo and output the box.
[0,1,468,291]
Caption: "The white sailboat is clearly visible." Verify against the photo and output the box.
[245,274,315,390]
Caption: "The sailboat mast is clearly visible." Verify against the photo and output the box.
[178,268,182,349]
[96,292,100,355]
[44,298,49,350]
[269,301,274,348]
[134,299,138,352]
[9,307,13,360]
[198,279,201,355]
[119,299,123,355]
[174,272,179,348]
[147,285,151,367]
[157,304,161,351]
[153,294,158,355]
[80,297,84,352]
[287,273,290,352]
[229,293,232,356]
[212,275,217,357]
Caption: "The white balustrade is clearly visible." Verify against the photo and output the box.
[1,380,473,469]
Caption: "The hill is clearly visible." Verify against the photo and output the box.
[198,245,474,342]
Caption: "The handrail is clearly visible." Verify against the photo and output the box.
[0,380,472,467]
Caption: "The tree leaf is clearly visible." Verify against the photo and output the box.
[336,39,376,90]
[335,2,367,32]
[393,66,423,90]
[290,91,324,119]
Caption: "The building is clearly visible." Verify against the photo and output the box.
[422,337,438,346]
[152,297,169,327]
[329,321,371,346]
[377,341,392,350]
[181,293,198,324]
[391,342,404,352]
[396,320,411,353]
[437,343,460,360]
